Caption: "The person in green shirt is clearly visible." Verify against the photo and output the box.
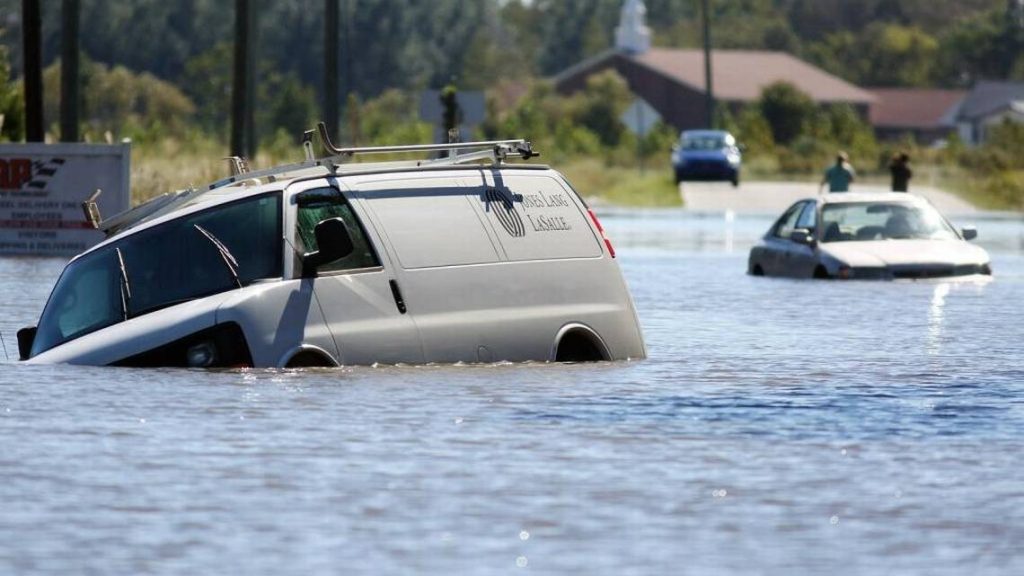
[820,151,855,194]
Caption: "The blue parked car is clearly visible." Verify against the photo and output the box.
[671,130,742,187]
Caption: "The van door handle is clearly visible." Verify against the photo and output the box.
[389,279,407,314]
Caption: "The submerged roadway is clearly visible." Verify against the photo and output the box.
[681,181,978,216]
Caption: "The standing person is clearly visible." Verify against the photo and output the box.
[889,152,912,192]
[819,151,856,194]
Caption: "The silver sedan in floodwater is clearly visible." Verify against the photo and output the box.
[748,193,992,280]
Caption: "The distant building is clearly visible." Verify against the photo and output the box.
[954,81,1024,145]
[869,88,966,145]
[552,0,875,132]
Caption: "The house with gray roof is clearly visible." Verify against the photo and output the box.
[955,81,1024,145]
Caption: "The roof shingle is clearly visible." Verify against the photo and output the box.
[630,48,875,104]
[868,88,966,129]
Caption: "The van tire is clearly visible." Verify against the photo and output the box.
[555,329,609,363]
[286,350,336,368]
[813,265,830,279]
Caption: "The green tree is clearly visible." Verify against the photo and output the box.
[758,82,816,145]
[258,72,318,145]
[858,24,939,86]
[42,58,196,140]
[806,24,939,86]
[815,105,879,166]
[937,5,1024,84]
[733,105,776,155]
[181,43,233,133]
[575,70,632,148]
[0,43,24,141]
[358,89,432,146]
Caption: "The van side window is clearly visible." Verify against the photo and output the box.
[296,188,379,272]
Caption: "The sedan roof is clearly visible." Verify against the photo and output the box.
[819,192,929,205]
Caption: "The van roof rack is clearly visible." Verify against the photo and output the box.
[205,122,539,191]
[96,124,540,239]
[315,122,539,166]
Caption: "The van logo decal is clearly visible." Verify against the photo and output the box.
[484,188,525,237]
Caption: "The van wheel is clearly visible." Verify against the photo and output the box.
[556,329,608,363]
[813,266,830,279]
[751,264,764,276]
[286,350,335,368]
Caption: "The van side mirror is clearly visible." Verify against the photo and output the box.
[301,218,354,278]
[961,226,978,241]
[17,326,37,360]
[789,228,816,246]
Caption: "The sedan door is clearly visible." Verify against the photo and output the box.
[786,200,820,277]
[758,202,803,276]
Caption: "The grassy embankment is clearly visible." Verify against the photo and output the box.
[130,136,1020,212]
[129,139,683,207]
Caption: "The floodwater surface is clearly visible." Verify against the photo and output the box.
[1,207,1023,575]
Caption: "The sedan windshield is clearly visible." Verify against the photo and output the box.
[820,201,959,243]
[682,133,733,150]
[31,194,281,357]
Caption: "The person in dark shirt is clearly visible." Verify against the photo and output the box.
[889,152,912,192]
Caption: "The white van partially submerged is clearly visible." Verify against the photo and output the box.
[17,125,646,368]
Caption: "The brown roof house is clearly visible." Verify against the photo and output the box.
[553,0,875,132]
[869,88,966,144]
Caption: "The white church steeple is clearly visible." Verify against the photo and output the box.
[615,0,652,55]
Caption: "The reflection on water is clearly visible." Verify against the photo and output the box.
[927,282,951,355]
[1,210,1023,575]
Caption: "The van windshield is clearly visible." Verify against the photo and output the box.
[31,194,282,357]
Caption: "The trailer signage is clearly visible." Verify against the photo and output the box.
[0,143,130,256]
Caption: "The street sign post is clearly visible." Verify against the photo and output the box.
[419,90,485,144]
[621,98,662,174]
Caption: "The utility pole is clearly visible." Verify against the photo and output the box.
[344,0,356,143]
[701,0,715,130]
[245,1,256,160]
[22,0,44,142]
[231,0,254,158]
[324,0,339,144]
[60,0,80,142]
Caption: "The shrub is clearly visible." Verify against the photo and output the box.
[759,81,817,145]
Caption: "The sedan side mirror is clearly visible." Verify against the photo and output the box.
[301,218,354,278]
[961,226,978,241]
[17,326,37,361]
[789,228,816,246]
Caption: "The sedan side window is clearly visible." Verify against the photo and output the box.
[296,188,380,273]
[796,202,817,232]
[773,203,804,239]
